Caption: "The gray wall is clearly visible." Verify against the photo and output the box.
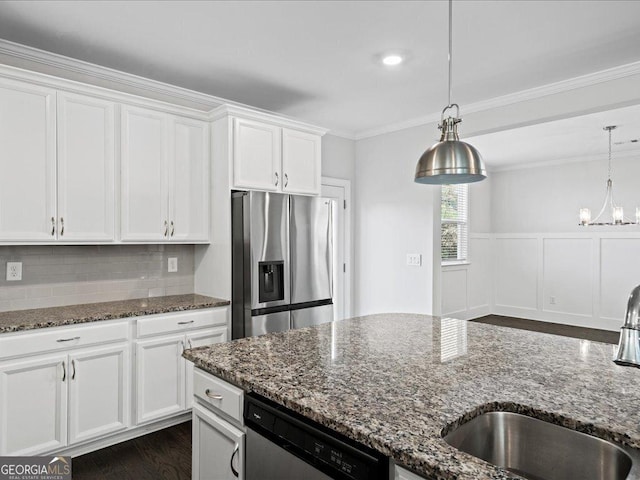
[0,245,194,311]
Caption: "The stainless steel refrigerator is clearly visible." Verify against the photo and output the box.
[231,191,334,339]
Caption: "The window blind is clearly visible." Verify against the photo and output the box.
[441,184,468,263]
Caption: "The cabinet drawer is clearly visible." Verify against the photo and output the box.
[0,321,129,360]
[136,308,227,338]
[194,368,243,424]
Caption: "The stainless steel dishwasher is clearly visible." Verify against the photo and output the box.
[244,394,389,480]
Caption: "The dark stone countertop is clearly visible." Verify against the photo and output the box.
[184,313,640,480]
[0,294,229,334]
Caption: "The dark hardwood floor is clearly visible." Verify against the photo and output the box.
[471,314,620,344]
[72,421,192,480]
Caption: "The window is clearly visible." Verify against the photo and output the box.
[441,184,468,263]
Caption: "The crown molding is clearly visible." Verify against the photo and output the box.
[209,104,329,135]
[488,148,639,173]
[0,39,337,134]
[354,60,640,141]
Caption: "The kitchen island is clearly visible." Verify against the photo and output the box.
[184,313,640,479]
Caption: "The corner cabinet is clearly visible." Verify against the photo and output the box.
[227,109,326,196]
[120,105,209,242]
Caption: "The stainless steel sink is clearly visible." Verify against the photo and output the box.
[443,411,640,480]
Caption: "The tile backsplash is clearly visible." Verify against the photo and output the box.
[0,245,195,312]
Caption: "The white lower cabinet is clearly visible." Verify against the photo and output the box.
[0,353,68,456]
[0,343,129,456]
[135,321,228,424]
[192,368,245,480]
[68,344,129,445]
[193,402,245,480]
[395,465,429,480]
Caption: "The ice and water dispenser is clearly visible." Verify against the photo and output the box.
[258,261,285,303]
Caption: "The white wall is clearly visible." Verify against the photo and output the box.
[322,134,355,181]
[354,123,440,316]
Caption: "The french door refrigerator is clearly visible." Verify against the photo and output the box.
[231,191,333,339]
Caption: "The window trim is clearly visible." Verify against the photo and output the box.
[440,184,470,265]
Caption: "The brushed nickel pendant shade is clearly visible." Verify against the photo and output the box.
[414,0,486,185]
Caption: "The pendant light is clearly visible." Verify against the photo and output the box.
[415,0,486,185]
[579,125,639,226]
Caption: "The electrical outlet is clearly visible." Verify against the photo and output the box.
[550,296,556,305]
[168,257,178,273]
[6,262,22,281]
[406,254,422,267]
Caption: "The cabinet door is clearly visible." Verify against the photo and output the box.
[57,92,115,241]
[0,78,56,241]
[281,128,321,195]
[169,116,209,242]
[0,354,67,455]
[185,327,228,409]
[121,105,169,241]
[68,344,129,445]
[232,118,280,192]
[192,403,244,480]
[135,334,185,424]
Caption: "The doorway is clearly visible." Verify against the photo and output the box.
[321,177,351,320]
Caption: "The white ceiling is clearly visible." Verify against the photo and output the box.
[468,104,640,170]
[0,1,640,137]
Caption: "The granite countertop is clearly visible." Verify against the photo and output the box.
[184,313,640,480]
[0,294,230,334]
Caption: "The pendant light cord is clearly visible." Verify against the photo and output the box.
[448,0,453,107]
[607,126,612,181]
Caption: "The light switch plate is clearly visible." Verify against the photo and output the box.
[6,262,22,281]
[168,257,178,273]
[406,254,422,267]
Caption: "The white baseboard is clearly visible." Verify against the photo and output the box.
[443,305,490,321]
[492,305,621,332]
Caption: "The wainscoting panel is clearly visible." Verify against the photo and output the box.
[600,238,640,321]
[542,238,593,316]
[494,237,538,310]
[442,268,467,316]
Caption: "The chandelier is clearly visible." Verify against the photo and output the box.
[579,126,639,226]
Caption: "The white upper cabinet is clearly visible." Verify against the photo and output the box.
[0,78,56,241]
[170,116,210,242]
[281,128,322,195]
[121,105,169,242]
[57,92,115,241]
[232,118,281,192]
[121,105,209,243]
[229,113,325,196]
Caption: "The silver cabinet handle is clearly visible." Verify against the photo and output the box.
[188,339,193,349]
[180,340,185,353]
[57,336,80,343]
[71,359,76,380]
[61,361,66,382]
[284,173,288,187]
[60,217,64,236]
[51,217,55,236]
[170,221,175,237]
[205,389,223,400]
[177,320,194,325]
[163,220,168,237]
[230,443,240,477]
[274,172,279,186]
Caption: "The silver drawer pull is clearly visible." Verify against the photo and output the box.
[177,320,194,325]
[205,389,223,400]
[57,336,80,343]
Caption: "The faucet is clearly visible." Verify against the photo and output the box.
[614,285,640,367]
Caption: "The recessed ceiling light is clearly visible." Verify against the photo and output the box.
[382,54,403,66]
